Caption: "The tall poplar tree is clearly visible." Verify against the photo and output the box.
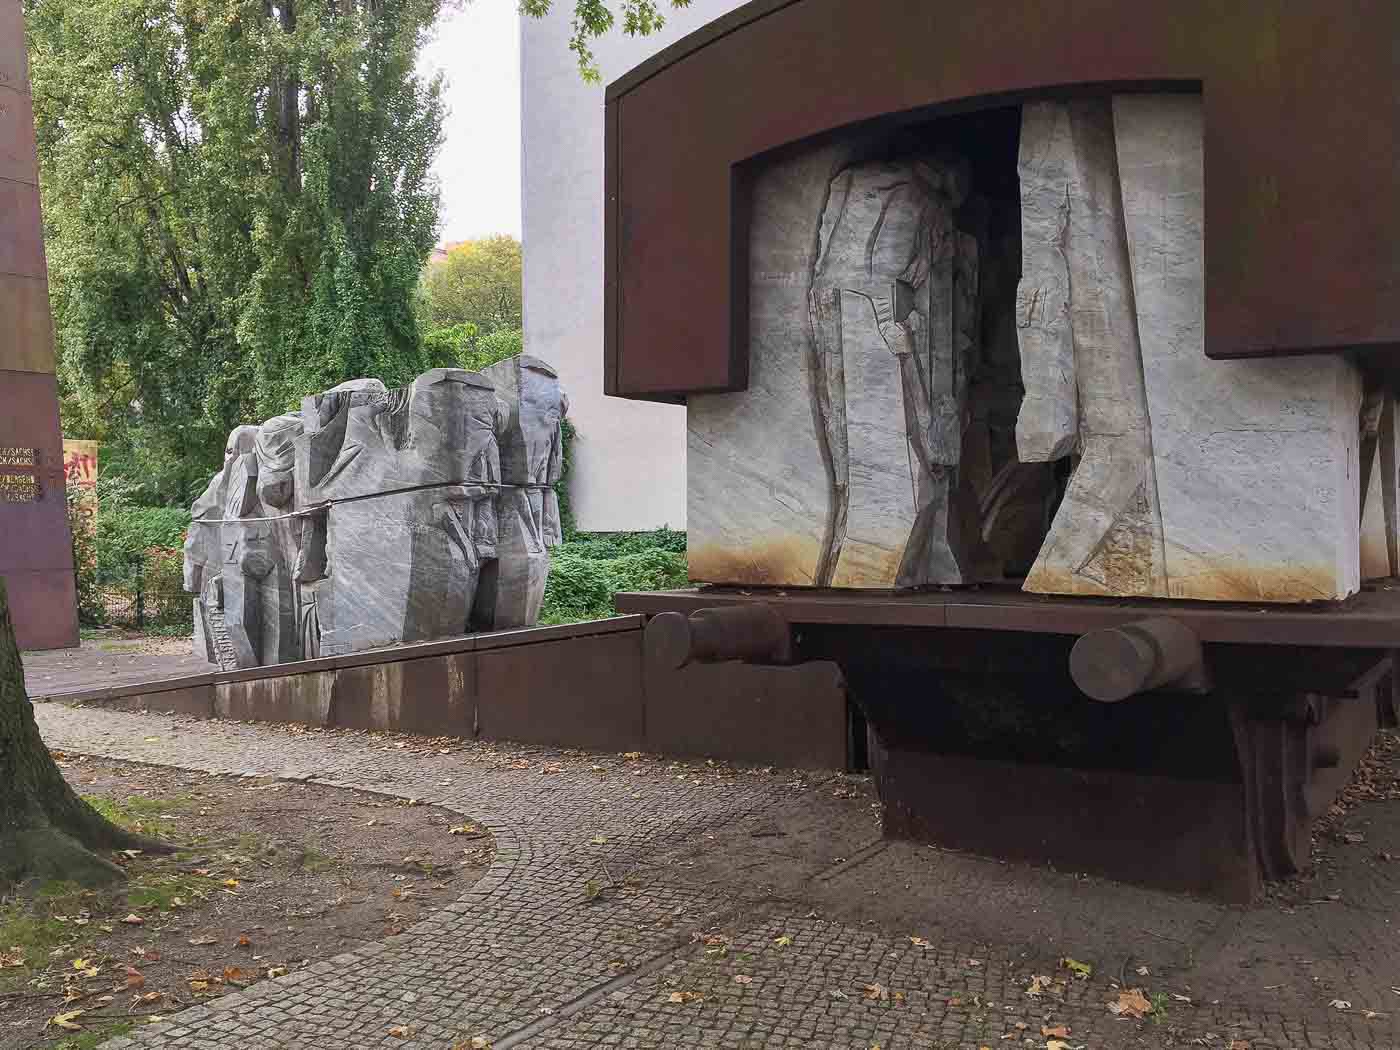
[27,0,447,504]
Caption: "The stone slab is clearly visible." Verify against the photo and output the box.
[688,142,848,587]
[1113,94,1361,602]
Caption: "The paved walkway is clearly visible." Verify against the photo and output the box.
[32,702,1400,1050]
[23,635,212,697]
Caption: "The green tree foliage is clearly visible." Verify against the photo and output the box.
[419,235,522,334]
[27,0,447,505]
[519,0,690,83]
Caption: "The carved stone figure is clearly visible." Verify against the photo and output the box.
[476,355,568,627]
[185,358,568,668]
[807,156,981,586]
[690,91,1372,602]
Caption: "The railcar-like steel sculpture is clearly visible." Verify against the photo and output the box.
[606,0,1400,901]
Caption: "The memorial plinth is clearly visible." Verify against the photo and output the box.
[0,3,78,650]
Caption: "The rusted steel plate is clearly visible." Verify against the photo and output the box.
[0,84,38,186]
[605,0,1400,399]
[476,630,646,751]
[0,3,29,95]
[615,586,1400,648]
[644,657,847,768]
[872,741,1257,902]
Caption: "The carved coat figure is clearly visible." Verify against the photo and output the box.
[808,156,980,587]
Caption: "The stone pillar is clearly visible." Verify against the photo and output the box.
[0,3,78,650]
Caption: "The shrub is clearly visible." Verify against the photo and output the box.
[539,531,689,625]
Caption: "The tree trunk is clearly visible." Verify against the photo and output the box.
[0,580,167,886]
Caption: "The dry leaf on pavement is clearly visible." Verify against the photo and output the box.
[49,1011,84,1031]
[1109,987,1154,1018]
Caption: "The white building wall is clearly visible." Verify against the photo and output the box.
[520,1,746,533]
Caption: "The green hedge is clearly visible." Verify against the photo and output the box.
[540,531,688,625]
[96,504,191,584]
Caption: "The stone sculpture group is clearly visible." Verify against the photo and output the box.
[691,93,1384,603]
[183,356,568,670]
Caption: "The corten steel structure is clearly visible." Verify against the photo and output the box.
[603,0,1399,399]
[0,3,78,651]
[606,0,1400,901]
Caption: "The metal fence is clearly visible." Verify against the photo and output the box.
[90,571,191,631]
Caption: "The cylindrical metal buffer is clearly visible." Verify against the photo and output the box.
[1070,617,1207,702]
[644,603,792,670]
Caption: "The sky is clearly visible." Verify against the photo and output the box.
[418,0,523,243]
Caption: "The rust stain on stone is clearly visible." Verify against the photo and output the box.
[1026,559,1351,604]
[689,535,822,587]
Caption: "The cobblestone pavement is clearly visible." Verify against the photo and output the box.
[31,701,1400,1050]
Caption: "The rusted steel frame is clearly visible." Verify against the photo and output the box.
[1069,617,1209,702]
[616,587,1400,649]
[604,0,1400,399]
[643,602,793,669]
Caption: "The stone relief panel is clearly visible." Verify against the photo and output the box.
[690,93,1372,602]
[184,357,568,670]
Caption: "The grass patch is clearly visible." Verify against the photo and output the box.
[84,793,193,841]
[54,1020,135,1050]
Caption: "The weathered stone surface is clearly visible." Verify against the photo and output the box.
[688,143,846,587]
[185,358,568,667]
[1361,393,1399,580]
[690,92,1368,603]
[1020,99,1166,598]
[476,355,568,628]
[1014,102,1078,462]
[690,145,991,588]
[1115,93,1360,602]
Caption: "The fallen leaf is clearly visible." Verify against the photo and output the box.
[188,935,218,946]
[908,936,931,949]
[1227,1041,1251,1050]
[145,1015,165,1024]
[448,824,479,836]
[733,974,754,985]
[49,1011,84,1032]
[223,967,253,986]
[1329,999,1352,1010]
[267,966,289,979]
[71,958,93,972]
[590,835,608,845]
[1047,1042,1070,1050]
[1061,957,1092,979]
[121,914,145,926]
[1026,975,1052,997]
[189,981,211,993]
[388,1025,413,1038]
[223,879,240,890]
[1171,993,1192,1003]
[125,967,146,990]
[1109,987,1154,1018]
[132,991,163,1005]
[236,935,251,949]
[773,935,793,947]
[864,983,889,1001]
[665,990,703,1004]
[1363,1009,1387,1019]
[1042,1025,1070,1038]
[1135,965,1150,976]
